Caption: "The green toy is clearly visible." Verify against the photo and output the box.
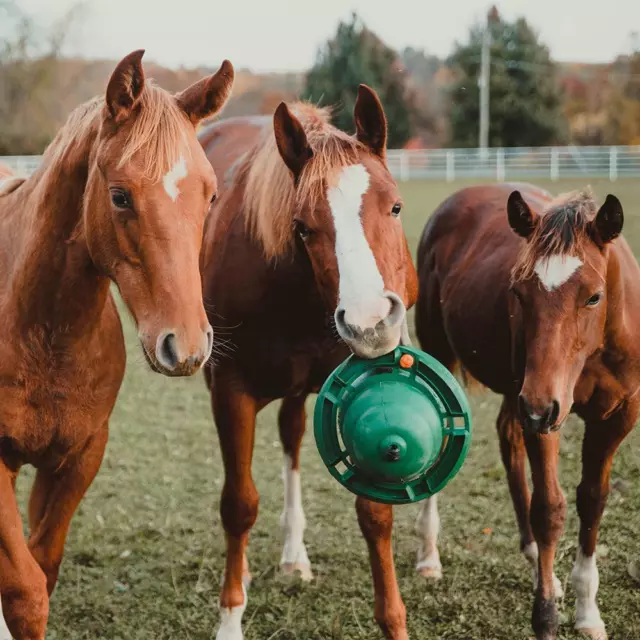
[314,345,472,505]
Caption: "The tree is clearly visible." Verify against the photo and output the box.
[0,1,83,155]
[304,14,415,148]
[448,7,566,147]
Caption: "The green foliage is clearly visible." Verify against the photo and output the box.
[304,13,414,149]
[448,8,566,147]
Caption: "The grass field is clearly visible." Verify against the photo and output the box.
[19,179,640,639]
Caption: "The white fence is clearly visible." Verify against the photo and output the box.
[386,146,640,182]
[3,146,640,182]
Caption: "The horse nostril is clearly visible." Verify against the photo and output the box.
[518,394,530,423]
[334,307,355,339]
[157,332,179,370]
[382,292,406,328]
[205,326,214,355]
[548,400,560,427]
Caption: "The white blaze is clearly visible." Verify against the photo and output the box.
[572,547,605,632]
[534,254,583,291]
[327,164,388,329]
[162,155,188,202]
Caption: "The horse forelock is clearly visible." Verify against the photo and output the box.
[512,188,598,283]
[45,81,191,184]
[240,102,367,259]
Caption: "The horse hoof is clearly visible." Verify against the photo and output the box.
[576,627,607,640]
[281,562,313,581]
[416,564,442,580]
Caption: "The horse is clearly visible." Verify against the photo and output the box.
[415,182,639,640]
[199,86,418,639]
[0,50,234,639]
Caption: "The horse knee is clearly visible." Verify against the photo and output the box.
[220,483,259,538]
[2,570,48,640]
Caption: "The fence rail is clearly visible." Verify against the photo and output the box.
[3,145,640,182]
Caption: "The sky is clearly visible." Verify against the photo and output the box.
[15,0,640,72]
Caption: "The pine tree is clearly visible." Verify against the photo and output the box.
[449,7,566,147]
[304,14,414,149]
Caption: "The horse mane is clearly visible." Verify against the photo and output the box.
[512,188,598,282]
[45,81,190,183]
[240,102,362,258]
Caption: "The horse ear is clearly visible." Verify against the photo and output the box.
[176,60,235,125]
[507,190,538,239]
[354,84,387,159]
[274,102,313,182]
[106,49,146,123]
[591,194,623,245]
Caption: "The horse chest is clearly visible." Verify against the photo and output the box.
[0,343,122,466]
[233,329,346,399]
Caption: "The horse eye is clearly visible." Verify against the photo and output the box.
[210,193,217,204]
[110,188,132,209]
[585,293,602,307]
[391,203,402,217]
[294,220,311,240]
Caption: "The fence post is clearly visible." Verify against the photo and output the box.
[609,146,618,182]
[496,148,505,181]
[446,150,455,182]
[550,148,559,182]
[399,151,409,182]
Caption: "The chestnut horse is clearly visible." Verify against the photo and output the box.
[199,87,418,639]
[415,183,639,640]
[0,50,234,639]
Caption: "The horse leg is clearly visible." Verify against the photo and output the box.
[415,496,441,578]
[497,398,563,597]
[278,394,312,581]
[0,464,48,640]
[27,429,108,596]
[524,431,566,640]
[414,281,455,582]
[571,405,636,639]
[356,498,407,640]
[212,377,258,640]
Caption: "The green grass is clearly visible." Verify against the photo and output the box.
[18,179,640,639]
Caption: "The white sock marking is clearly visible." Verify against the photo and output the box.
[0,600,12,640]
[523,542,564,598]
[415,496,442,577]
[572,547,605,631]
[280,454,311,577]
[327,164,389,330]
[216,584,247,640]
[534,254,583,291]
[162,155,188,202]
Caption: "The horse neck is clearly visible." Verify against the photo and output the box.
[9,121,110,335]
[603,243,640,354]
